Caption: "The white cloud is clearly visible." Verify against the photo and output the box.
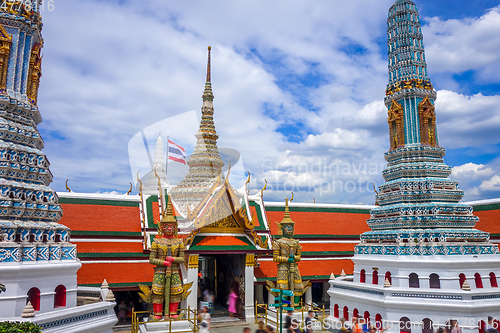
[452,163,495,181]
[435,90,500,148]
[479,175,500,192]
[424,6,500,82]
[32,0,500,205]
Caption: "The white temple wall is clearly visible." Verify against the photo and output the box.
[352,255,500,291]
[0,261,81,318]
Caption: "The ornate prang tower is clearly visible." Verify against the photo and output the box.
[328,1,500,331]
[0,2,80,319]
[170,46,224,216]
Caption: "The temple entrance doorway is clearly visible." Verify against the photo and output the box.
[198,254,245,318]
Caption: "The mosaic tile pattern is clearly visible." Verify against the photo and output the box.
[0,9,77,263]
[355,0,500,257]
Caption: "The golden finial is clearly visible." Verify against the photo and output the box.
[226,161,231,179]
[65,179,71,193]
[245,172,251,196]
[154,165,165,217]
[313,198,315,203]
[373,183,379,195]
[126,183,133,195]
[136,170,143,194]
[290,192,294,202]
[206,46,211,83]
[260,179,267,197]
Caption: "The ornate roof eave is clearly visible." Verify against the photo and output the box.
[182,173,268,249]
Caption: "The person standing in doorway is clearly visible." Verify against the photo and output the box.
[228,288,238,318]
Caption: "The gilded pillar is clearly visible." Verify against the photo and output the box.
[0,23,12,94]
[244,253,255,323]
[186,254,199,313]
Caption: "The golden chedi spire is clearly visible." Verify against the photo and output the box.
[170,46,224,216]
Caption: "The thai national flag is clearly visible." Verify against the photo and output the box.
[168,140,186,165]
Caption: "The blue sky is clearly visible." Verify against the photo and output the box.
[36,0,500,204]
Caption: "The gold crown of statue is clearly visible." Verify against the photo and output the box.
[276,194,295,234]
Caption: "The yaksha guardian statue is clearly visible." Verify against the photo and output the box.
[139,196,191,319]
[266,197,309,308]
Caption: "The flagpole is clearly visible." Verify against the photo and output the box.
[166,136,169,178]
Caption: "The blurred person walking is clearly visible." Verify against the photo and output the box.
[305,310,314,333]
[256,320,266,333]
[199,306,211,333]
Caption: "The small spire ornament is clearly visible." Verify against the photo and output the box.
[341,269,346,277]
[462,280,471,291]
[105,289,116,302]
[330,273,335,280]
[101,279,109,289]
[384,278,391,288]
[22,301,35,318]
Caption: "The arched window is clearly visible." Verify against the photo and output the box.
[364,311,370,326]
[459,273,466,288]
[400,317,411,333]
[490,273,498,288]
[372,270,379,285]
[375,314,383,329]
[478,320,486,333]
[385,271,392,285]
[54,285,66,308]
[409,273,419,288]
[334,304,339,318]
[353,308,359,318]
[343,306,349,321]
[360,269,366,283]
[429,274,440,289]
[475,273,483,288]
[422,318,433,333]
[27,287,40,311]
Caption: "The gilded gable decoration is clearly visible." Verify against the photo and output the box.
[387,99,405,150]
[0,23,12,94]
[27,42,43,105]
[418,95,437,146]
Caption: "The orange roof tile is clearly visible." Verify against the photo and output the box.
[151,202,160,225]
[475,209,500,234]
[59,204,140,232]
[77,262,154,286]
[255,259,354,279]
[266,211,370,236]
[301,242,356,252]
[249,206,261,227]
[75,242,144,253]
[197,236,249,247]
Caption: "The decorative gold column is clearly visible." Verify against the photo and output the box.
[27,42,43,105]
[387,99,405,150]
[0,23,12,94]
[245,254,255,267]
[418,95,437,146]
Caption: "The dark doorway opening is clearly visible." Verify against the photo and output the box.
[198,254,245,317]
